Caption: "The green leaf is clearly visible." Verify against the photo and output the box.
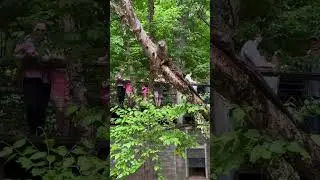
[81,139,95,149]
[23,147,37,155]
[286,142,310,158]
[63,157,75,168]
[44,139,55,149]
[60,170,74,178]
[154,165,160,171]
[12,138,27,149]
[6,153,17,162]
[244,129,261,139]
[72,146,87,155]
[53,146,68,157]
[66,104,78,115]
[269,140,286,154]
[33,161,47,167]
[31,168,46,176]
[261,149,272,159]
[77,156,93,171]
[46,155,56,164]
[0,147,13,157]
[249,145,272,163]
[17,157,33,170]
[286,142,304,153]
[232,107,246,121]
[30,152,47,160]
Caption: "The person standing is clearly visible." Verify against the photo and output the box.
[115,69,125,106]
[124,80,133,106]
[50,68,71,136]
[154,86,162,106]
[101,80,109,105]
[142,84,149,100]
[13,21,53,136]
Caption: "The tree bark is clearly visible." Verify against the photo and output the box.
[267,158,300,180]
[110,0,209,121]
[211,29,320,179]
[147,0,155,95]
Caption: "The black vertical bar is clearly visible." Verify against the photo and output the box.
[105,0,110,178]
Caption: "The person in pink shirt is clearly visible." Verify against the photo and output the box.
[13,21,51,136]
[124,80,133,106]
[141,84,149,100]
[101,80,109,105]
[15,21,71,136]
[50,70,71,136]
[115,69,125,105]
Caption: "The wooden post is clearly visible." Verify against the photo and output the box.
[176,90,184,124]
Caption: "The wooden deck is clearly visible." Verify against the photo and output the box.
[257,67,320,80]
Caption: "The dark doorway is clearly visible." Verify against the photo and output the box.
[189,167,206,177]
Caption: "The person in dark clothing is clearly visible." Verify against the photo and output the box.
[22,78,51,135]
[13,21,52,136]
[115,69,125,105]
[101,80,109,105]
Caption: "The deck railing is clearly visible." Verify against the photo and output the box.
[256,67,320,102]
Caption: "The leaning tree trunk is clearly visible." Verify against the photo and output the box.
[110,0,209,121]
[147,0,156,93]
[211,29,320,179]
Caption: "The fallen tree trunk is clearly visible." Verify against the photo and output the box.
[110,0,209,121]
[212,30,320,179]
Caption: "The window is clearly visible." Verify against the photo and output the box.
[185,145,208,179]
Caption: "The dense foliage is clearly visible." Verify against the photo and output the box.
[110,97,206,179]
[0,96,206,179]
[0,0,108,179]
[211,104,319,179]
[0,0,105,133]
[0,104,109,180]
[229,0,320,70]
